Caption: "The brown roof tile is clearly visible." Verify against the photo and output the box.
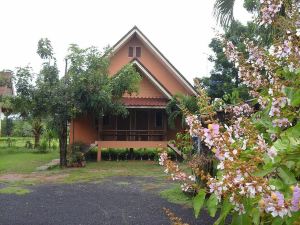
[122,97,168,107]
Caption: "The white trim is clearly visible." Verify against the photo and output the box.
[112,30,136,53]
[111,28,197,96]
[132,60,172,99]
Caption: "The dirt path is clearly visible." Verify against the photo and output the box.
[0,176,216,225]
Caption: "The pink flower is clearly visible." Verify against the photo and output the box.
[263,191,290,218]
[159,152,168,166]
[260,0,283,25]
[210,123,220,135]
[272,118,292,128]
[291,185,300,212]
[267,146,278,161]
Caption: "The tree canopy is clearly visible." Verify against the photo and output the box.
[12,39,141,166]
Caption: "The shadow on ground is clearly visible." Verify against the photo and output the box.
[0,176,216,225]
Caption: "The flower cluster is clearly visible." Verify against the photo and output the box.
[291,185,300,212]
[260,0,283,25]
[260,191,291,218]
[159,0,300,222]
[224,41,239,65]
[159,152,196,192]
[272,118,291,127]
[185,115,201,137]
[230,103,254,118]
[269,97,288,117]
[246,41,266,68]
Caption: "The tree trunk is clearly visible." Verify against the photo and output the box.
[59,120,68,167]
[34,133,40,148]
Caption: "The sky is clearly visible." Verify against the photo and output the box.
[0,0,252,83]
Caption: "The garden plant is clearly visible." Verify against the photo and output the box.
[159,0,300,224]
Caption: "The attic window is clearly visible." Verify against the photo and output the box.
[136,47,141,57]
[128,46,141,58]
[128,47,134,57]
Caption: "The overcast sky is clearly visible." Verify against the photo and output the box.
[0,0,252,83]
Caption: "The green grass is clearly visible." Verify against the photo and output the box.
[0,186,31,195]
[0,146,59,174]
[160,185,193,207]
[0,137,34,148]
[59,161,167,184]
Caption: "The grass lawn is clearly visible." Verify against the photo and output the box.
[0,139,192,206]
[0,137,59,174]
[0,149,58,173]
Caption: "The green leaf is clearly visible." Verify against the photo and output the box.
[251,208,260,225]
[277,166,297,185]
[253,167,276,177]
[207,193,218,217]
[284,87,300,107]
[214,198,233,225]
[286,211,300,225]
[193,189,206,218]
[269,178,285,191]
[271,217,283,225]
[231,213,251,225]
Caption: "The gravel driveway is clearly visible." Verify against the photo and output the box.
[0,176,216,225]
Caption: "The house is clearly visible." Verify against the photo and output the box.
[69,26,197,161]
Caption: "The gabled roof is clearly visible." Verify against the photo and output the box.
[111,26,197,96]
[132,59,172,99]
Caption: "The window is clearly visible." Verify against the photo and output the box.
[128,47,134,57]
[155,111,163,128]
[128,46,141,58]
[135,47,141,57]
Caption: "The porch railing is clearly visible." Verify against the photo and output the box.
[99,129,166,141]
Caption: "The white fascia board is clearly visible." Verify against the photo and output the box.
[132,60,172,99]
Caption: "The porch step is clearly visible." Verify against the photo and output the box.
[167,142,186,160]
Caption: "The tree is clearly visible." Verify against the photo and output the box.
[13,67,44,148]
[53,44,141,167]
[213,0,260,27]
[3,117,13,136]
[198,21,252,102]
[160,0,300,223]
[166,94,199,128]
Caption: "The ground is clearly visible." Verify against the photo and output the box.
[0,176,217,225]
[0,142,216,225]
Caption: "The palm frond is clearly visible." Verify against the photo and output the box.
[213,0,236,28]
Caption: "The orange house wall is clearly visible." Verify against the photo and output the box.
[69,115,97,145]
[109,36,193,96]
[123,74,165,98]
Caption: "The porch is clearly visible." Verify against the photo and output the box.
[95,108,171,161]
[98,108,168,141]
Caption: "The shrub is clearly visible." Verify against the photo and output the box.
[37,139,49,153]
[67,142,87,167]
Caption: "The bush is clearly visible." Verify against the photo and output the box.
[6,138,17,147]
[85,148,179,162]
[25,140,33,149]
[67,142,87,167]
[51,141,58,150]
[37,139,49,153]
